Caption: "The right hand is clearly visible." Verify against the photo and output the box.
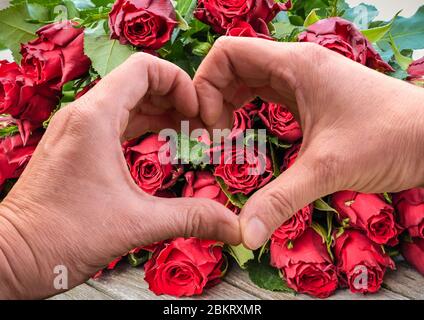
[193,37,424,250]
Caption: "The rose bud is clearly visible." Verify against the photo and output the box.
[21,21,90,90]
[393,188,424,239]
[334,229,395,294]
[183,171,229,206]
[109,0,178,50]
[123,133,183,195]
[407,56,424,87]
[401,238,424,276]
[258,102,302,143]
[92,256,123,279]
[214,144,273,196]
[232,102,261,131]
[226,20,273,39]
[0,61,60,125]
[270,227,338,298]
[144,238,225,297]
[195,0,291,34]
[0,130,43,187]
[232,108,252,133]
[298,18,394,73]
[332,191,400,246]
[271,204,313,246]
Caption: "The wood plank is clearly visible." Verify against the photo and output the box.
[49,283,112,300]
[87,263,258,300]
[224,265,408,300]
[383,262,424,300]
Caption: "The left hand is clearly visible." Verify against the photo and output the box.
[0,53,241,299]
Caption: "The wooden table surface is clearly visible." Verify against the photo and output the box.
[50,261,424,300]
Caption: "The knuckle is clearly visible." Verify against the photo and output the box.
[212,36,234,53]
[128,51,150,64]
[62,101,99,132]
[263,188,297,224]
[182,201,216,238]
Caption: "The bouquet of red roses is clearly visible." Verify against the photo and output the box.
[1,0,423,299]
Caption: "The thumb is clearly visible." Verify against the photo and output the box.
[127,196,241,246]
[240,158,330,250]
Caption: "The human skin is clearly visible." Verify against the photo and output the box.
[193,37,424,250]
[1,38,423,299]
[0,53,241,299]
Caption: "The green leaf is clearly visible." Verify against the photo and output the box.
[258,240,269,263]
[84,28,135,77]
[0,125,19,138]
[288,15,304,26]
[247,255,294,293]
[0,4,42,62]
[173,132,209,166]
[171,0,197,42]
[192,41,211,57]
[314,198,338,214]
[216,177,248,209]
[388,35,413,70]
[128,250,149,267]
[361,11,400,43]
[268,135,292,149]
[343,3,378,29]
[383,192,393,204]
[304,8,320,27]
[225,244,254,269]
[378,6,424,52]
[175,10,189,31]
[269,141,280,178]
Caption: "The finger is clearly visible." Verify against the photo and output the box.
[126,197,242,246]
[239,157,331,250]
[76,52,199,136]
[193,37,299,128]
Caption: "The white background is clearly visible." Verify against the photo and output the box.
[0,0,423,60]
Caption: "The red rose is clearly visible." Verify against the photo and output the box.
[75,78,101,99]
[258,102,302,143]
[144,238,225,297]
[332,191,399,246]
[226,20,273,39]
[271,204,313,245]
[92,256,123,279]
[214,145,273,195]
[407,56,424,86]
[109,0,177,50]
[393,188,424,239]
[298,18,394,73]
[334,229,395,294]
[183,171,228,206]
[270,228,338,298]
[195,0,291,34]
[123,133,183,195]
[21,21,90,90]
[0,130,43,187]
[232,102,260,135]
[0,61,60,125]
[281,143,301,171]
[401,238,424,276]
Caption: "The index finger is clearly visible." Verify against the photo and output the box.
[78,52,199,136]
[193,37,300,128]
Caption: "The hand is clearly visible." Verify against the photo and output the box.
[0,53,241,299]
[194,37,424,250]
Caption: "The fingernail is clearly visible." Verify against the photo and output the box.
[243,217,269,250]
